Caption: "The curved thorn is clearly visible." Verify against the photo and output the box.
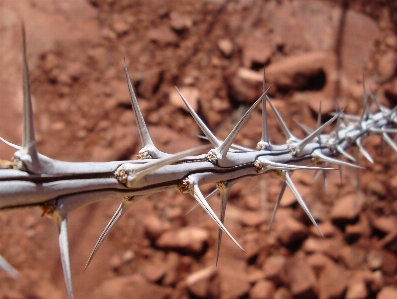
[57,213,74,299]
[175,87,220,148]
[284,171,323,237]
[0,137,21,150]
[218,91,268,158]
[192,185,245,252]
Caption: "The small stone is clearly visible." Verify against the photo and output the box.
[112,19,130,36]
[242,35,272,67]
[156,226,209,254]
[318,259,348,299]
[263,255,286,283]
[274,287,292,299]
[240,210,265,226]
[340,246,366,269]
[228,67,263,104]
[284,252,317,298]
[169,86,199,111]
[367,250,382,270]
[219,259,250,299]
[370,214,397,234]
[186,266,216,298]
[378,51,397,81]
[330,194,364,223]
[218,39,233,57]
[275,210,309,246]
[143,259,167,283]
[377,286,397,299]
[346,275,368,299]
[170,12,192,31]
[249,280,275,299]
[148,26,179,45]
[95,274,169,299]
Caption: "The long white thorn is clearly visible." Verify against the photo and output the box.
[133,145,210,182]
[336,145,355,162]
[57,213,74,299]
[185,188,219,215]
[283,171,323,237]
[268,181,287,232]
[20,24,40,171]
[382,133,397,153]
[192,184,245,252]
[0,137,21,150]
[124,59,162,157]
[297,111,343,152]
[259,68,270,148]
[313,151,364,169]
[175,87,220,148]
[267,96,296,142]
[218,91,268,158]
[356,138,374,164]
[0,255,19,279]
[84,199,137,271]
[216,183,230,266]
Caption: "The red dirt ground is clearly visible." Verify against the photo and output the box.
[1,0,397,298]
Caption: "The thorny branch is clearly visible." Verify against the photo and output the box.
[0,26,397,299]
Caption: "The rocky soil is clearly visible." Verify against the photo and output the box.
[1,0,397,298]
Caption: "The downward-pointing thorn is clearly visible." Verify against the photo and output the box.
[268,181,287,232]
[85,198,138,271]
[283,171,323,237]
[57,213,74,299]
[356,138,374,164]
[191,184,245,253]
[382,133,397,153]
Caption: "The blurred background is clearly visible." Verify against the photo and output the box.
[0,0,397,298]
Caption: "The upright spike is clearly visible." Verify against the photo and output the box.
[258,68,270,149]
[192,184,245,252]
[283,171,323,237]
[358,75,370,127]
[267,96,296,143]
[175,87,220,148]
[57,213,74,299]
[217,92,268,158]
[124,59,163,158]
[20,24,40,172]
[85,198,139,271]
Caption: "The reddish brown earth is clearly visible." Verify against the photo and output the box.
[1,0,397,298]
